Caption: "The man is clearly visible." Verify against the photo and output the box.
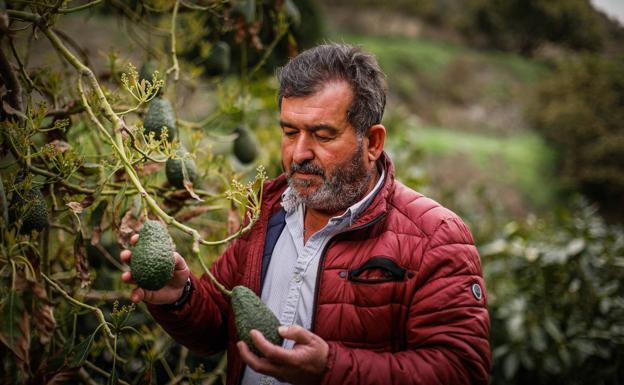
[121,43,491,384]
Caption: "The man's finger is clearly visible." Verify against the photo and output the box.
[173,252,187,271]
[130,234,139,245]
[120,249,131,263]
[121,271,135,283]
[237,340,276,373]
[130,288,144,304]
[278,325,314,345]
[249,329,292,363]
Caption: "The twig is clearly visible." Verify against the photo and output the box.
[77,367,100,385]
[28,163,96,194]
[6,10,41,24]
[204,353,227,385]
[82,290,127,302]
[53,28,90,68]
[177,346,188,377]
[123,18,165,61]
[42,273,114,338]
[83,360,131,385]
[164,374,185,385]
[249,23,291,78]
[180,0,213,11]
[58,0,103,14]
[8,37,36,92]
[0,174,7,226]
[45,101,86,118]
[166,0,180,81]
[159,355,176,381]
[193,246,231,297]
[0,44,23,113]
[49,222,77,234]
[109,0,170,36]
[121,126,164,163]
[93,242,126,271]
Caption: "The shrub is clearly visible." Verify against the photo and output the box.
[482,198,624,385]
[528,54,624,221]
[460,0,607,54]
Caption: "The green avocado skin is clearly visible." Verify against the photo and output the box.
[9,188,49,234]
[131,220,175,291]
[166,147,197,188]
[139,60,159,84]
[144,98,177,141]
[231,285,283,356]
[233,125,258,164]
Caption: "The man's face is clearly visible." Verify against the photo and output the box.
[280,81,374,213]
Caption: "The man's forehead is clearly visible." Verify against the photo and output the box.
[281,82,352,116]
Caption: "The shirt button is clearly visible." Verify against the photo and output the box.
[293,272,303,283]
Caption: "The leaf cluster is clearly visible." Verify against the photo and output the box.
[483,197,624,385]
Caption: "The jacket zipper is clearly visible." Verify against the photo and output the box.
[310,213,387,332]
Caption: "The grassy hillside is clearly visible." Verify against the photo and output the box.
[330,32,558,221]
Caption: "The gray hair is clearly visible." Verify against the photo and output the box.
[277,43,387,136]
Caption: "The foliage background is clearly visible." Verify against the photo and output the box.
[1,0,623,384]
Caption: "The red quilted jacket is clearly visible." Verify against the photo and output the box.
[148,152,491,385]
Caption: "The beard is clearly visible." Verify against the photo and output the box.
[283,143,373,213]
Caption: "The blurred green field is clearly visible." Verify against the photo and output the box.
[389,125,559,208]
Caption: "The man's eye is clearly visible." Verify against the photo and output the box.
[284,131,297,137]
[315,134,332,142]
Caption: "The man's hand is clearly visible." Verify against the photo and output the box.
[120,233,191,305]
[238,325,329,385]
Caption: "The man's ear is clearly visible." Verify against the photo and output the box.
[366,124,386,162]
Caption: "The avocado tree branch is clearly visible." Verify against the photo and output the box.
[120,125,165,163]
[166,0,180,81]
[41,272,114,338]
[108,0,171,36]
[28,163,96,194]
[0,44,23,113]
[5,9,41,24]
[58,0,103,14]
[248,22,291,79]
[36,7,264,250]
[7,38,36,92]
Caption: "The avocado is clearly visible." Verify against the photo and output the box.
[139,60,159,84]
[231,0,256,24]
[130,220,175,291]
[204,41,231,76]
[231,285,283,355]
[166,146,198,188]
[144,97,177,141]
[283,0,301,27]
[9,187,48,234]
[233,125,258,164]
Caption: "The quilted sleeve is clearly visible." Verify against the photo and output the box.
[146,239,241,356]
[320,216,491,385]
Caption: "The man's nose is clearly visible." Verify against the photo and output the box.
[291,134,314,164]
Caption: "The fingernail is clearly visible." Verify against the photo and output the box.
[278,326,288,333]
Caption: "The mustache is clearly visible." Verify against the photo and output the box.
[288,161,325,178]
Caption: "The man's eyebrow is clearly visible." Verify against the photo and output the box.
[280,120,340,134]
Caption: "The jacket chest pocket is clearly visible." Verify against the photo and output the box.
[342,256,413,308]
[323,257,414,349]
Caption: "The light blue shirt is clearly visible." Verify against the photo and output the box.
[241,169,385,385]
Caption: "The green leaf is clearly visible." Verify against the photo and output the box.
[503,352,519,379]
[90,200,109,227]
[67,327,100,368]
[0,293,29,362]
